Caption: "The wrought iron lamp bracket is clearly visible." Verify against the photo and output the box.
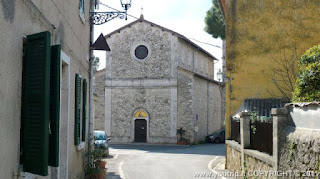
[90,11,127,25]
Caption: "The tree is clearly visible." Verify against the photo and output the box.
[265,48,299,99]
[292,44,320,102]
[93,56,100,72]
[204,0,225,39]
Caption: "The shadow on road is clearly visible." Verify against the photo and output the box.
[109,143,225,156]
[106,171,122,179]
[104,154,116,159]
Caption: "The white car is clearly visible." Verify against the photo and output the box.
[94,130,110,156]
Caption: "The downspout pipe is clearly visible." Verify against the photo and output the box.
[88,0,95,166]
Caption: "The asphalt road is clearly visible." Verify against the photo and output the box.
[104,143,226,179]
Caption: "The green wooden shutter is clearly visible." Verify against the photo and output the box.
[23,31,51,176]
[49,45,61,167]
[80,0,85,14]
[82,79,87,141]
[75,74,81,145]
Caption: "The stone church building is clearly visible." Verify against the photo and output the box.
[94,15,223,144]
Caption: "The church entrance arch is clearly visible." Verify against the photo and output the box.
[132,109,149,143]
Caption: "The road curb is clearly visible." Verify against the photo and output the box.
[109,142,190,147]
[208,157,228,179]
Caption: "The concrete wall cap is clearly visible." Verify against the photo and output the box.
[271,108,288,115]
[239,111,250,117]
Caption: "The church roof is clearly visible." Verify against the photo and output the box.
[94,68,105,77]
[105,15,218,61]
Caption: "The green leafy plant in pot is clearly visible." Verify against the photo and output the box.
[85,148,107,179]
[177,127,190,145]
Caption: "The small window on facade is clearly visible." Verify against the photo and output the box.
[131,42,152,62]
[135,45,149,60]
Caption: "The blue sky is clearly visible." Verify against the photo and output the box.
[93,0,222,78]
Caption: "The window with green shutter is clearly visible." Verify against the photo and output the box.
[75,74,81,145]
[79,0,85,22]
[82,79,87,141]
[80,0,85,14]
[49,45,61,167]
[22,31,51,176]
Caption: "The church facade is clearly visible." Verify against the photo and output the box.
[94,15,223,144]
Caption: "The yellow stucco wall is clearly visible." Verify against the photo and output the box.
[225,0,320,138]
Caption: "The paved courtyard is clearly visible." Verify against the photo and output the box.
[104,143,227,179]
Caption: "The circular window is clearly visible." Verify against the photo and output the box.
[131,42,152,62]
[135,45,149,60]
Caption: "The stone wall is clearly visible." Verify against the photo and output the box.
[278,127,320,178]
[244,154,273,179]
[177,39,214,80]
[209,83,223,134]
[176,69,222,143]
[107,21,172,79]
[94,69,105,131]
[226,141,273,178]
[226,105,320,178]
[226,143,241,173]
[177,69,194,142]
[194,76,209,141]
[193,76,222,142]
[110,88,173,143]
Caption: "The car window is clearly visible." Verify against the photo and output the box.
[94,132,106,140]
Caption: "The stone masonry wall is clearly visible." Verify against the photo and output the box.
[177,39,214,80]
[244,154,273,179]
[226,144,241,173]
[209,83,223,134]
[110,88,172,143]
[177,69,194,142]
[278,127,320,178]
[177,69,222,143]
[194,76,208,142]
[94,70,105,131]
[107,21,171,79]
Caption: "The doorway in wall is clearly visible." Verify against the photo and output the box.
[134,119,147,143]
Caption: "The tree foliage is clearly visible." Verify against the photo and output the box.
[292,44,320,102]
[93,56,100,72]
[204,0,225,39]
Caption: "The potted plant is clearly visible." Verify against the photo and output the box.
[94,147,107,169]
[85,148,107,179]
[177,128,190,145]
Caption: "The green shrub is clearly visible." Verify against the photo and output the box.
[292,44,320,102]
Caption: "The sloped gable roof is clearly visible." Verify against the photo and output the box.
[104,15,218,61]
[233,98,290,117]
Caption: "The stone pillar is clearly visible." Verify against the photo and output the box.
[240,112,250,172]
[271,107,289,175]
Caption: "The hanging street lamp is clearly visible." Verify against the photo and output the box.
[217,69,223,82]
[90,0,132,25]
[121,0,132,11]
